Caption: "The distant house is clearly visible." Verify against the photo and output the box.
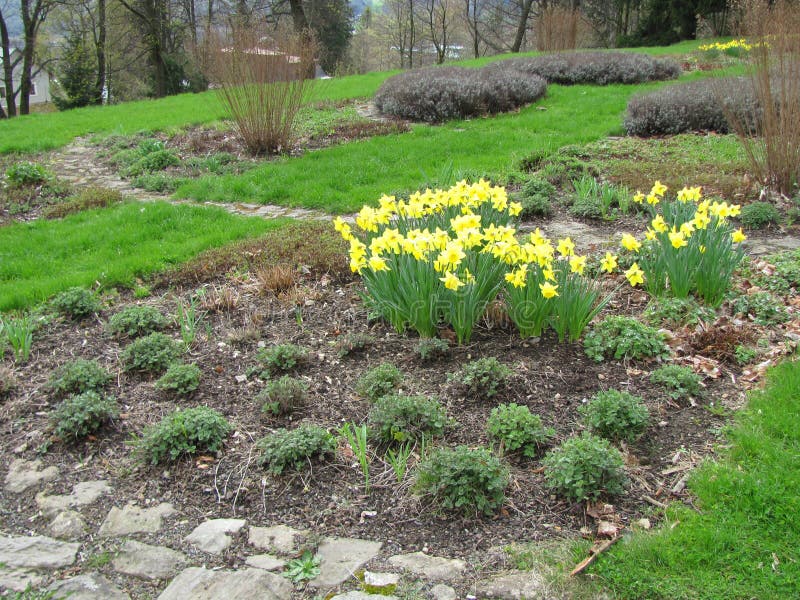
[0,46,52,106]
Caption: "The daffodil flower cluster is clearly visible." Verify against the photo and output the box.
[698,39,755,53]
[618,183,747,305]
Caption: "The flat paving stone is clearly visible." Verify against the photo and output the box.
[248,524,307,554]
[308,537,383,589]
[474,571,547,600]
[48,573,131,600]
[387,552,466,582]
[430,584,457,600]
[330,593,397,600]
[363,570,400,590]
[245,553,286,571]
[0,533,79,569]
[4,458,59,494]
[157,566,292,600]
[98,502,176,537]
[48,510,88,539]
[36,480,112,517]
[112,540,187,580]
[184,518,246,554]
[0,567,44,592]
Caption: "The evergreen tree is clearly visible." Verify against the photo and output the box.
[53,33,97,109]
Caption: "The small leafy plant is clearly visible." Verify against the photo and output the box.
[731,291,789,326]
[368,394,447,444]
[355,363,403,401]
[154,363,201,396]
[121,332,182,373]
[385,443,414,482]
[50,391,118,442]
[108,305,169,338]
[52,287,101,320]
[259,376,308,416]
[48,358,112,397]
[579,390,649,442]
[739,201,780,229]
[176,296,204,349]
[449,357,511,399]
[415,337,450,361]
[584,316,669,362]
[643,297,715,329]
[334,332,375,357]
[258,424,337,474]
[257,343,308,374]
[487,403,554,457]
[517,177,555,218]
[283,550,321,583]
[138,406,232,464]
[650,365,703,402]
[542,433,627,501]
[2,313,35,363]
[6,161,49,186]
[416,445,509,516]
[340,422,371,493]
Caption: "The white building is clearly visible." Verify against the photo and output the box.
[0,47,52,106]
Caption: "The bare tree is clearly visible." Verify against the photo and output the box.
[16,0,54,114]
[0,2,20,116]
[423,0,455,63]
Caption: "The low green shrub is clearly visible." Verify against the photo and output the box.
[643,297,715,329]
[416,445,509,516]
[5,161,49,186]
[50,391,118,441]
[487,403,554,458]
[449,357,511,399]
[256,343,308,374]
[47,358,112,397]
[731,291,790,326]
[543,433,628,501]
[753,249,800,294]
[415,338,450,361]
[579,390,649,442]
[120,332,182,373]
[356,363,403,401]
[740,201,781,229]
[154,363,201,395]
[516,177,555,218]
[368,394,448,443]
[257,424,337,474]
[334,332,375,357]
[259,375,308,415]
[139,406,231,464]
[650,364,703,401]
[584,316,670,362]
[107,305,169,338]
[52,287,101,320]
[132,174,188,193]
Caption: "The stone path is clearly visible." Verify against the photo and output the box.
[1,460,552,599]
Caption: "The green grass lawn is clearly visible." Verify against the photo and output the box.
[0,201,288,311]
[589,359,800,599]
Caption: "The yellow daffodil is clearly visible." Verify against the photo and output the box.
[625,262,645,287]
[539,281,559,298]
[508,201,523,217]
[692,211,711,230]
[645,228,657,241]
[651,215,668,233]
[679,221,695,237]
[600,252,618,273]
[669,230,688,249]
[505,264,528,288]
[651,180,668,197]
[646,193,660,206]
[368,255,390,272]
[732,228,747,243]
[543,267,556,281]
[621,233,641,252]
[569,255,587,275]
[440,271,465,291]
[633,191,645,204]
[557,237,575,257]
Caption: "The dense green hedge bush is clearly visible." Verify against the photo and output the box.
[374,65,547,123]
[491,52,680,85]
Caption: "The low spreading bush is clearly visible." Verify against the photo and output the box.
[356,363,403,401]
[491,52,681,86]
[5,161,49,186]
[256,343,307,374]
[543,433,627,501]
[107,305,169,338]
[139,406,231,464]
[154,363,201,395]
[516,177,555,218]
[257,424,337,474]
[584,316,670,362]
[50,391,118,442]
[259,375,308,415]
[731,291,789,326]
[47,359,112,397]
[579,390,649,442]
[52,287,101,320]
[368,394,448,443]
[334,332,375,357]
[643,297,715,329]
[739,201,781,229]
[449,357,511,399]
[44,186,124,219]
[624,77,757,136]
[374,65,546,123]
[416,445,509,516]
[120,332,182,373]
[650,364,703,401]
[487,403,554,457]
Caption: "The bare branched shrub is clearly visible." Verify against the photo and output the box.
[491,52,681,86]
[374,66,547,123]
[724,0,800,194]
[535,6,580,51]
[206,26,316,155]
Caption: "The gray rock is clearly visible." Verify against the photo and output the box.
[48,573,131,600]
[184,518,246,554]
[330,593,397,600]
[112,540,187,580]
[474,571,547,600]
[363,570,400,589]
[37,480,112,517]
[49,510,88,539]
[248,524,307,554]
[245,553,286,571]
[387,552,466,582]
[157,566,292,600]
[0,567,44,592]
[308,537,383,589]
[0,534,79,569]
[98,502,176,537]
[430,584,457,600]
[4,458,59,494]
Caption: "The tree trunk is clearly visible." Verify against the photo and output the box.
[94,0,107,104]
[0,8,17,117]
[511,0,534,52]
[408,0,414,67]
